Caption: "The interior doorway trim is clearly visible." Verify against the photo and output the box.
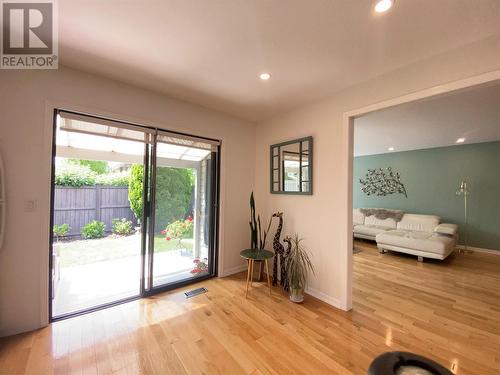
[341,69,500,311]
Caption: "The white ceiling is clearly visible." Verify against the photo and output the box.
[354,81,500,156]
[59,1,500,121]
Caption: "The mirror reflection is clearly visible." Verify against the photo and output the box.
[270,137,312,194]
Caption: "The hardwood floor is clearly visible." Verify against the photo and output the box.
[1,241,499,374]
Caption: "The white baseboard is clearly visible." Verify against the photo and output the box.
[305,287,344,310]
[220,264,247,277]
[220,266,346,310]
[456,245,500,255]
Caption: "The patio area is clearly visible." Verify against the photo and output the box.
[53,233,205,316]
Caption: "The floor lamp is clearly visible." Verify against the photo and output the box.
[455,180,469,253]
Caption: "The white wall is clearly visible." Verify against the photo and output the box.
[254,35,500,309]
[0,66,255,337]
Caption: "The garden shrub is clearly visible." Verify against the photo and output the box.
[162,216,194,239]
[112,218,133,235]
[128,165,194,231]
[155,167,194,232]
[67,159,108,174]
[95,170,130,186]
[81,220,106,239]
[128,164,144,220]
[56,159,129,187]
[55,163,96,187]
[53,223,70,240]
[162,216,194,248]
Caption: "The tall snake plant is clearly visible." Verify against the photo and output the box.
[249,192,272,250]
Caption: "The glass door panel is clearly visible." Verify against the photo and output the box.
[151,140,215,288]
[51,112,150,319]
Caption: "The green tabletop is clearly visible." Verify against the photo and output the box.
[240,249,274,260]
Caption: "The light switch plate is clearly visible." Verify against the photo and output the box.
[24,199,37,212]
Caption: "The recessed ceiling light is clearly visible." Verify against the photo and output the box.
[374,0,395,13]
[388,147,395,151]
[456,138,465,143]
[259,73,271,81]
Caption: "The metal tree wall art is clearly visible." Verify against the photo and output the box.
[360,167,408,198]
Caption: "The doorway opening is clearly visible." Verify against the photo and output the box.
[343,71,500,310]
[50,110,219,320]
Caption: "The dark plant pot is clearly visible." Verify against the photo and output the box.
[289,287,304,303]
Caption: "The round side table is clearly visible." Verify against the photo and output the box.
[240,249,274,298]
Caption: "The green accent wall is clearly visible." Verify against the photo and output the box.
[354,141,500,251]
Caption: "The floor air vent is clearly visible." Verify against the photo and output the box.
[185,287,208,298]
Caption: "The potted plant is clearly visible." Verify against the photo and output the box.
[285,234,315,303]
[249,192,272,251]
[190,257,208,275]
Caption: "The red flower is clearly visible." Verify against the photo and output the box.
[193,258,200,263]
[160,229,167,234]
[187,216,193,222]
[190,268,202,274]
[166,236,171,241]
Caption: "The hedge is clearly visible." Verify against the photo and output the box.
[128,164,194,231]
[55,164,130,187]
[95,170,130,186]
[54,163,96,187]
[128,165,144,220]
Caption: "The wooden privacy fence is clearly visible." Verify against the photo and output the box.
[53,185,137,237]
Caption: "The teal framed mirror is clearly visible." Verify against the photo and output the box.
[270,136,313,195]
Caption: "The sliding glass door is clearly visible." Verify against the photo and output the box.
[51,111,150,319]
[50,110,219,320]
[149,136,217,290]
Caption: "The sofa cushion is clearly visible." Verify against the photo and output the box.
[396,214,440,233]
[353,209,365,226]
[354,224,392,238]
[376,229,455,255]
[434,223,458,236]
[364,215,397,229]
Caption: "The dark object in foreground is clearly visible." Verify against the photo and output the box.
[368,352,453,375]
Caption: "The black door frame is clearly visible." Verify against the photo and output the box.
[48,109,220,322]
[143,146,220,296]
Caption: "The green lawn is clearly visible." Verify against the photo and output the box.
[55,233,193,267]
[153,235,193,252]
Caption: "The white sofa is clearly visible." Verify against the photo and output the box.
[353,209,457,261]
[353,209,397,240]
